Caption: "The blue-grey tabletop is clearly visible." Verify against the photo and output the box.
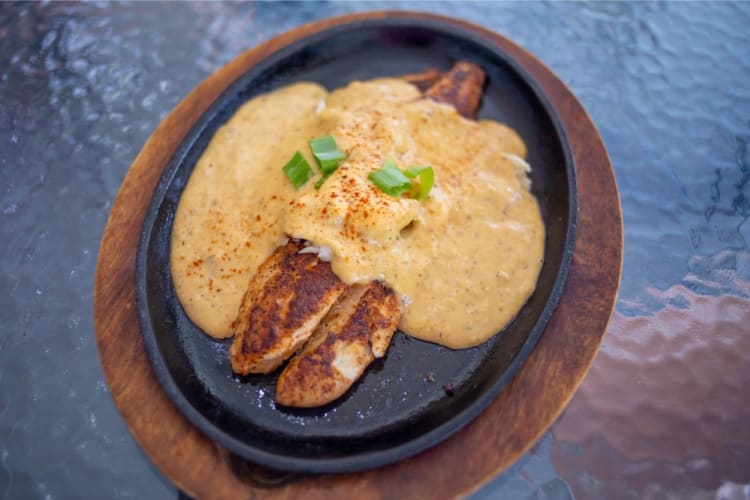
[2,2,749,499]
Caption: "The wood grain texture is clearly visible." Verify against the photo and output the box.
[94,11,622,499]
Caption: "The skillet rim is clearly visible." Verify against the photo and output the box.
[135,13,577,474]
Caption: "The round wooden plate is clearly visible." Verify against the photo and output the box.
[95,11,621,499]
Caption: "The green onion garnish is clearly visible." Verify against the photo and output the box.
[403,165,434,200]
[282,151,314,189]
[315,172,332,190]
[368,158,413,197]
[309,135,346,174]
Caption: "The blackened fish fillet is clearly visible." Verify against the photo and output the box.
[229,239,346,375]
[401,68,445,92]
[424,61,486,119]
[275,282,400,408]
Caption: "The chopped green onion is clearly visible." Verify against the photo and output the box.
[309,135,346,174]
[368,158,413,197]
[282,151,314,189]
[403,165,434,200]
[315,172,333,190]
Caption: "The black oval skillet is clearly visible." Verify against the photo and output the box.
[136,15,576,475]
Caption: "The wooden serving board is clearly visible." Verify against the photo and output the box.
[94,11,621,499]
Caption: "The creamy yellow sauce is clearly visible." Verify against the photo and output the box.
[171,79,544,348]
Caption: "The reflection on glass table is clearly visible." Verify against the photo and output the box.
[1,2,748,499]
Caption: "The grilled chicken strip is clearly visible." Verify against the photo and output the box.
[275,282,400,408]
[229,239,346,375]
[424,61,486,119]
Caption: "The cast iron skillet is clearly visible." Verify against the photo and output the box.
[136,16,576,474]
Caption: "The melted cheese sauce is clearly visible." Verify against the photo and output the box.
[171,79,544,348]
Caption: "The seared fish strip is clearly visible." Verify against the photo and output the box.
[424,61,486,119]
[229,239,346,375]
[276,282,400,408]
[401,68,445,92]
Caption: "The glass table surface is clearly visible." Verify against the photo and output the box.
[1,2,749,499]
